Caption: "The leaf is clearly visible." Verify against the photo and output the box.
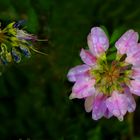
[110,26,126,45]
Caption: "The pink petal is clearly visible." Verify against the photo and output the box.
[115,30,139,55]
[70,78,95,99]
[87,27,109,57]
[104,109,113,119]
[126,44,139,57]
[124,87,136,112]
[125,49,140,67]
[92,94,107,120]
[131,67,140,80]
[80,49,96,66]
[129,80,140,96]
[67,64,91,82]
[84,96,94,112]
[106,91,128,121]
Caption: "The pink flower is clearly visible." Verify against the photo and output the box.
[67,27,140,121]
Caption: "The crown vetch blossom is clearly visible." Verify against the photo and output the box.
[67,27,140,121]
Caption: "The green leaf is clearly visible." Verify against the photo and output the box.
[110,26,126,45]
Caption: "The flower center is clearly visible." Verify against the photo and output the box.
[105,66,120,86]
[90,54,132,95]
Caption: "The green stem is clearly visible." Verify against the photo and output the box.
[127,113,134,139]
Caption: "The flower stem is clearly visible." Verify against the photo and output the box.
[127,113,134,139]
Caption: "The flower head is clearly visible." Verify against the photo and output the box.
[0,20,45,64]
[67,27,140,121]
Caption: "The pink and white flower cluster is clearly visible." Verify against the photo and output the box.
[67,27,140,121]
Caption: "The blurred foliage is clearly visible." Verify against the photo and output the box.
[0,0,140,139]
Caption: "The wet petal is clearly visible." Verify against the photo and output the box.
[131,67,140,80]
[104,109,113,119]
[126,44,139,57]
[106,91,128,121]
[80,49,96,66]
[84,96,94,112]
[125,49,140,67]
[129,80,140,96]
[70,78,95,99]
[124,87,136,112]
[87,27,109,57]
[67,64,91,82]
[115,30,139,55]
[92,94,107,120]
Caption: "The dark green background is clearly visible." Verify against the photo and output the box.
[0,0,140,139]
